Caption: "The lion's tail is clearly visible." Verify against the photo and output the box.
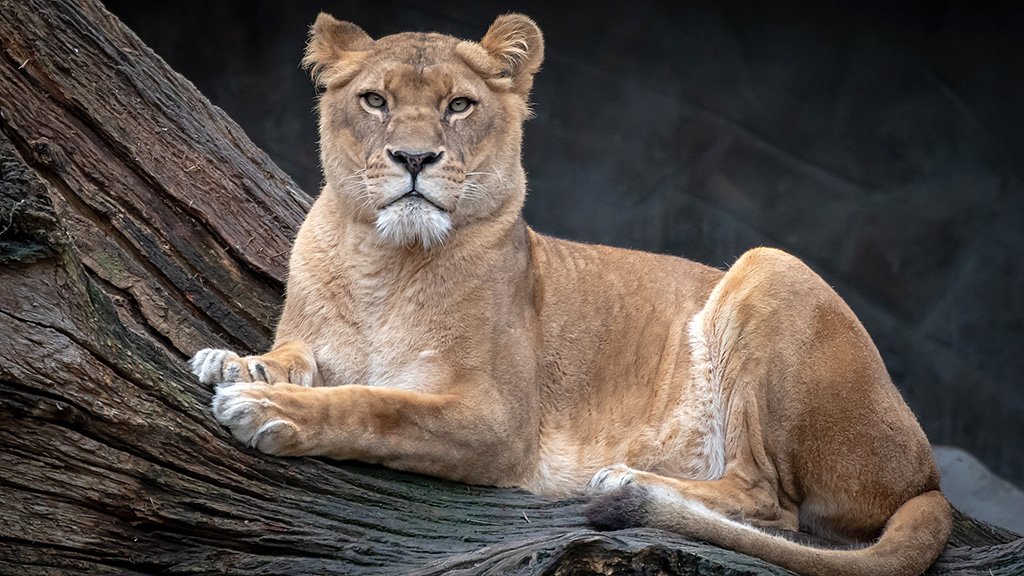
[587,488,951,576]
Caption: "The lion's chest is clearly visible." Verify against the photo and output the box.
[301,290,447,392]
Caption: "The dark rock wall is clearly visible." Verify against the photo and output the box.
[103,0,1024,487]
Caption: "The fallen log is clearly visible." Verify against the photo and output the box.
[0,0,1020,574]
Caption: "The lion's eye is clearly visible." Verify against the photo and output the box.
[363,92,387,109]
[448,97,472,114]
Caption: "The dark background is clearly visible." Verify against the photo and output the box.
[104,0,1024,488]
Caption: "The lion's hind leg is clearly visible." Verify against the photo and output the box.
[584,463,951,576]
[584,464,798,534]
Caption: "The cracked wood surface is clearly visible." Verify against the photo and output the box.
[0,0,1021,574]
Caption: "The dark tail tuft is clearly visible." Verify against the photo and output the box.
[584,484,650,530]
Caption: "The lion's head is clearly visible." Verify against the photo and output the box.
[302,13,544,249]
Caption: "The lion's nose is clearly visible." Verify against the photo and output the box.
[388,150,443,178]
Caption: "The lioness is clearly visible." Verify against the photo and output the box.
[190,13,952,576]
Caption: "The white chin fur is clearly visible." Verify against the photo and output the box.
[374,199,452,249]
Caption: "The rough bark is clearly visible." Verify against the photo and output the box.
[0,0,1020,574]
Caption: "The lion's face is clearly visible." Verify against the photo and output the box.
[303,15,544,248]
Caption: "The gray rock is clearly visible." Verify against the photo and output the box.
[934,445,1024,535]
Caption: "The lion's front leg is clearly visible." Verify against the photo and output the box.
[190,340,320,386]
[211,383,396,457]
[209,381,523,484]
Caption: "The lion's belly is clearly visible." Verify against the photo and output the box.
[526,404,726,497]
[526,306,728,497]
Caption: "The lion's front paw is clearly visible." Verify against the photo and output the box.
[190,348,242,384]
[190,348,314,386]
[211,382,303,455]
[585,464,642,496]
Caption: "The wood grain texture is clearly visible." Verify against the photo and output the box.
[0,0,1020,574]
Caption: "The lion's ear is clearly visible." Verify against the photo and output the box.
[479,14,544,96]
[301,13,374,87]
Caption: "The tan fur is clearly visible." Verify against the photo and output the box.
[191,13,951,576]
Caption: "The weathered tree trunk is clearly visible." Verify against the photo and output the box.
[0,0,1020,574]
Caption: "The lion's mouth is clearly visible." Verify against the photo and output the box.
[384,189,449,212]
